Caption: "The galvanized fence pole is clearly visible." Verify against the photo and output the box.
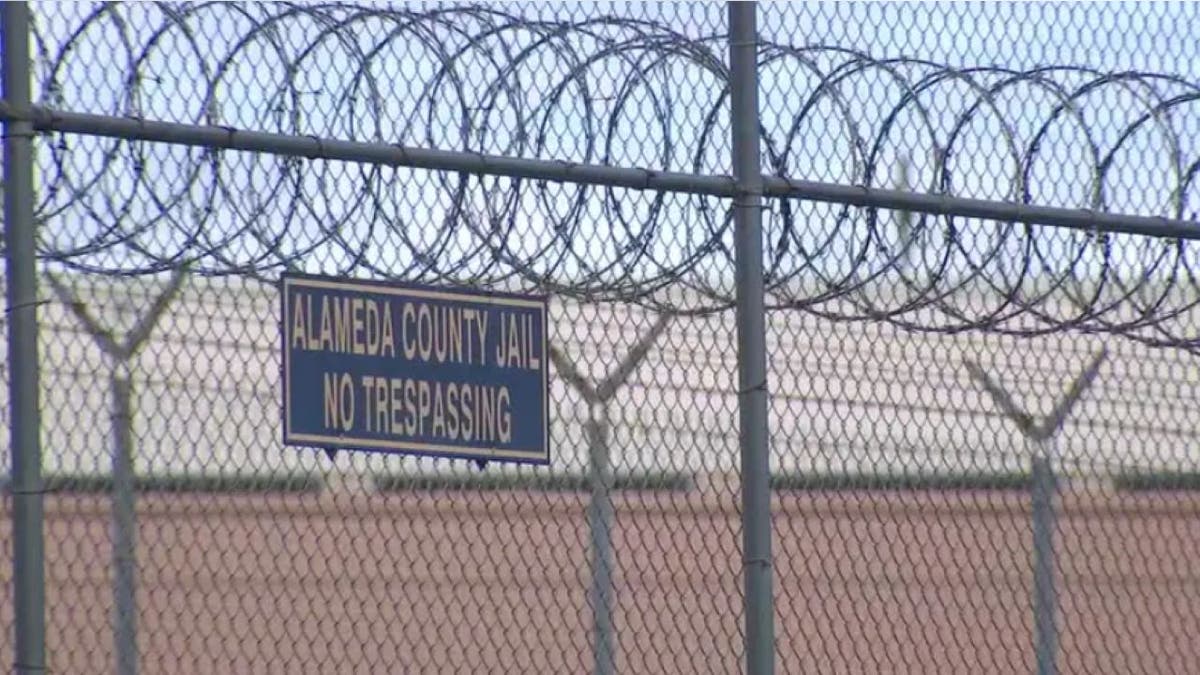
[549,312,672,675]
[966,350,1106,675]
[585,402,614,675]
[2,2,48,673]
[1031,442,1058,675]
[47,264,185,675]
[111,368,138,675]
[729,3,776,674]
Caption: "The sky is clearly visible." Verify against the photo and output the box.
[16,1,1200,331]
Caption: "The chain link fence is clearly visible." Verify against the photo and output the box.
[4,1,1200,673]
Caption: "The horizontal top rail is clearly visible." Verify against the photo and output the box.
[4,102,1199,242]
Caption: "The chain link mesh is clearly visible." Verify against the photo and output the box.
[3,1,1200,673]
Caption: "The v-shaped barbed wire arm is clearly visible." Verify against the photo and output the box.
[962,357,1038,436]
[42,265,192,675]
[544,309,673,675]
[547,343,598,404]
[962,348,1107,675]
[121,264,191,358]
[45,270,121,357]
[45,265,191,361]
[595,311,673,402]
[1041,348,1108,439]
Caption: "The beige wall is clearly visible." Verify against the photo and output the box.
[1,273,1197,480]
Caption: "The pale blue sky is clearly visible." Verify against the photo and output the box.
[20,2,1200,326]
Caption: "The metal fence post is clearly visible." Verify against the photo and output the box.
[550,313,672,675]
[1031,443,1058,675]
[2,2,48,673]
[586,402,614,675]
[43,267,187,675]
[728,3,776,674]
[111,369,139,675]
[966,351,1104,675]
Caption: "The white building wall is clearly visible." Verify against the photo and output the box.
[1,273,1197,480]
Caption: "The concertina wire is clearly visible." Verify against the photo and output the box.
[18,2,1200,350]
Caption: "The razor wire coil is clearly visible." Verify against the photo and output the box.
[18,1,1200,348]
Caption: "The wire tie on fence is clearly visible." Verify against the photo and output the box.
[4,299,51,315]
[743,555,772,569]
[738,380,769,395]
[0,102,36,138]
[7,485,49,496]
[12,662,48,674]
[213,125,238,150]
[1,126,37,140]
[306,134,325,160]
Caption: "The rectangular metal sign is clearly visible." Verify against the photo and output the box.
[280,273,550,465]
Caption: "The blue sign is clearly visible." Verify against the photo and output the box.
[280,273,550,465]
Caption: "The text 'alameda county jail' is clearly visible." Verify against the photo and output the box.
[280,274,550,464]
